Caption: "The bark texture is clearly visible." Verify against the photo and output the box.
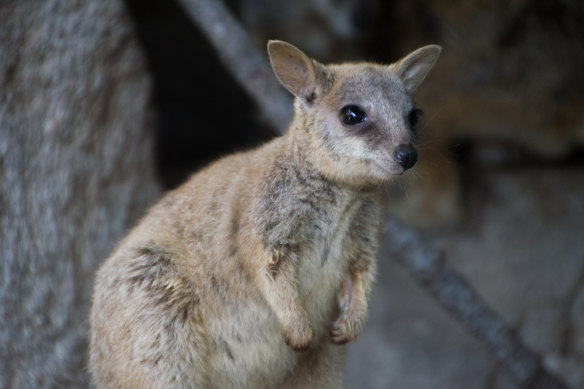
[176,0,293,133]
[0,1,159,387]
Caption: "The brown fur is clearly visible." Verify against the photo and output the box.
[89,40,440,388]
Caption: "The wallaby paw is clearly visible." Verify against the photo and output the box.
[282,314,314,351]
[330,311,364,345]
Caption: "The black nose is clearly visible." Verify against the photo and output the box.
[394,144,417,170]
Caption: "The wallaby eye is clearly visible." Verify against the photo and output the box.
[340,105,367,126]
[408,108,423,128]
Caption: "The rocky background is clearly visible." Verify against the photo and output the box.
[1,0,583,388]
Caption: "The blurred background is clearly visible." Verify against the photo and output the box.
[1,0,583,387]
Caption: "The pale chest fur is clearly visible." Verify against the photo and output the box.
[252,159,380,334]
[296,193,369,334]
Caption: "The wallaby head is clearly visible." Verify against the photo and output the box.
[268,40,441,187]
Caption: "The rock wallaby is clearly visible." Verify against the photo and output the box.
[89,40,441,388]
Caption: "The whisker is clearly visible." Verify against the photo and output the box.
[421,110,439,132]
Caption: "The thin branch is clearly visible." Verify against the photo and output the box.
[177,0,570,387]
[176,0,293,133]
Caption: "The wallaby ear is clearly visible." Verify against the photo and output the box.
[268,40,317,102]
[394,45,442,94]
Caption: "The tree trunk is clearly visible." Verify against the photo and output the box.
[0,1,159,387]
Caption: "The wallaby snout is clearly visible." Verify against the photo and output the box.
[394,144,417,171]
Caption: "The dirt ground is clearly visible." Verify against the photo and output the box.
[345,163,584,389]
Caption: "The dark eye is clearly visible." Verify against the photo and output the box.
[408,108,423,128]
[340,105,367,126]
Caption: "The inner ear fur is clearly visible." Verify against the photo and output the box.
[268,40,317,102]
[394,44,442,94]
